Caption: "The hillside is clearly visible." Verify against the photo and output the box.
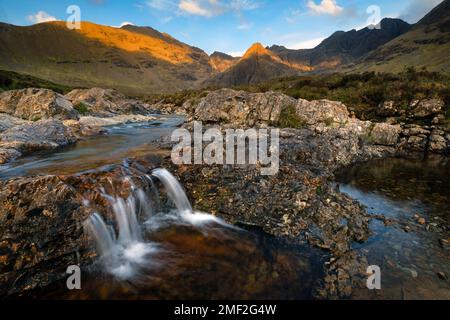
[204,43,300,87]
[350,0,450,73]
[270,18,411,70]
[0,21,213,95]
[209,52,239,72]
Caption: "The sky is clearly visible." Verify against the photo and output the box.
[0,0,443,56]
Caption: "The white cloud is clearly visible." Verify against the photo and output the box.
[178,0,217,17]
[307,0,343,16]
[227,51,244,57]
[117,21,135,28]
[147,0,176,10]
[285,37,326,49]
[176,0,258,17]
[27,11,57,24]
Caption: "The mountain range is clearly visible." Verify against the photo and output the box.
[0,0,448,95]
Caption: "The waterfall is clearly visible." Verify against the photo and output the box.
[152,168,193,214]
[84,167,234,279]
[84,213,116,266]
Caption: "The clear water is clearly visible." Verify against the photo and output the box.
[336,158,450,299]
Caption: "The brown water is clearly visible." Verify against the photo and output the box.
[336,158,450,299]
[18,222,325,300]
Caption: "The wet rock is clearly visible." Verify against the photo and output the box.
[78,115,157,127]
[437,272,448,280]
[417,217,426,225]
[0,88,78,121]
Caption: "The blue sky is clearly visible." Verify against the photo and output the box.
[0,0,443,56]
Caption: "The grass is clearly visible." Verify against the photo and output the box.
[276,104,307,128]
[0,69,73,94]
[74,102,90,115]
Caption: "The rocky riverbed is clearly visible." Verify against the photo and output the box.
[0,87,448,299]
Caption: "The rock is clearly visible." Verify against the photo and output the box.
[0,147,21,164]
[65,88,152,116]
[429,134,447,152]
[377,101,401,117]
[0,114,29,133]
[78,114,157,127]
[191,89,296,126]
[0,119,77,160]
[295,99,350,126]
[411,99,444,118]
[0,88,78,121]
[370,123,401,146]
[437,272,447,281]
[417,217,426,225]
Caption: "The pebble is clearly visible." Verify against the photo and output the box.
[437,272,447,281]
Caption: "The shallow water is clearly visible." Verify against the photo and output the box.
[336,158,450,299]
[0,115,184,179]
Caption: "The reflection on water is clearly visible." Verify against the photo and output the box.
[0,116,184,179]
[336,158,450,300]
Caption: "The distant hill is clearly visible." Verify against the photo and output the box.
[270,18,412,70]
[349,0,450,73]
[204,43,301,87]
[0,1,447,95]
[0,21,213,95]
[209,52,239,72]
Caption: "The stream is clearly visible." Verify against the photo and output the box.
[1,117,448,299]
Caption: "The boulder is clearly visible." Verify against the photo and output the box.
[0,88,78,121]
[295,99,350,126]
[0,114,29,133]
[411,99,444,118]
[370,123,401,146]
[191,89,296,126]
[0,119,77,156]
[65,88,151,116]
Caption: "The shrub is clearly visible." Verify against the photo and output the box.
[276,104,306,128]
[74,102,89,115]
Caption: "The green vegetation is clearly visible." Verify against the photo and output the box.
[146,69,449,121]
[74,102,90,115]
[0,69,72,94]
[30,115,42,122]
[145,89,208,107]
[276,104,306,128]
[238,68,450,120]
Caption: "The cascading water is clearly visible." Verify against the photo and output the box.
[84,167,233,280]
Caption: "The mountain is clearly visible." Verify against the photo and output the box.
[270,18,412,70]
[204,43,301,87]
[350,0,450,73]
[209,51,239,72]
[0,21,213,95]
